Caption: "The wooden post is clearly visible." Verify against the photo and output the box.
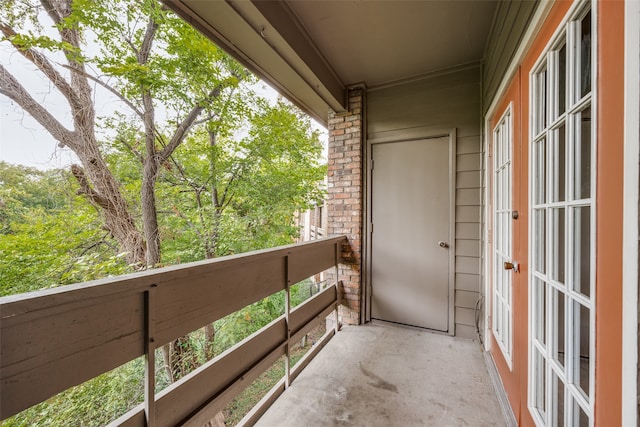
[334,243,340,333]
[284,254,291,389]
[144,284,157,427]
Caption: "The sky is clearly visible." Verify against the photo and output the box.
[0,25,327,171]
[0,40,82,169]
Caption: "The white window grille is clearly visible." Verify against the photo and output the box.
[529,3,595,426]
[493,106,514,368]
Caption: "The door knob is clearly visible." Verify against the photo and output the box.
[438,241,449,248]
[504,261,519,272]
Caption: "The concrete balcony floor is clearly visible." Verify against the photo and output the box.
[256,322,505,426]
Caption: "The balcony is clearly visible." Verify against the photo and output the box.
[256,322,506,426]
[1,236,506,426]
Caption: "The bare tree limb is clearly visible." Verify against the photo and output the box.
[159,84,226,162]
[171,204,206,242]
[116,136,144,163]
[0,64,75,146]
[0,23,84,112]
[192,112,219,127]
[60,64,144,119]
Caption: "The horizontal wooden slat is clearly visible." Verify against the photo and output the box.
[456,273,480,292]
[455,307,477,327]
[290,328,335,383]
[459,203,482,221]
[456,171,482,189]
[456,238,481,257]
[158,318,286,426]
[237,379,286,427]
[117,291,339,427]
[288,242,336,285]
[114,318,287,427]
[290,286,336,338]
[1,292,146,418]
[154,256,285,346]
[456,136,481,154]
[0,236,346,421]
[181,343,286,427]
[457,153,481,172]
[455,290,480,309]
[109,405,144,427]
[456,188,481,206]
[456,222,481,240]
[455,256,481,275]
[290,303,336,345]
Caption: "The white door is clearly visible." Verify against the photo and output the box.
[371,137,451,331]
[493,107,514,366]
[529,7,594,426]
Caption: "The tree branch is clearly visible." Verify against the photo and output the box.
[220,167,242,209]
[116,136,144,163]
[0,64,75,146]
[171,204,206,242]
[70,164,111,210]
[43,0,97,135]
[137,15,158,65]
[192,112,219,127]
[39,0,63,26]
[60,64,144,119]
[159,84,226,162]
[0,23,84,112]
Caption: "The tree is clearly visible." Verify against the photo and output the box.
[161,98,326,261]
[0,162,129,296]
[0,0,247,267]
[1,0,326,422]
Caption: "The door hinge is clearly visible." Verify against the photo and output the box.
[370,159,374,170]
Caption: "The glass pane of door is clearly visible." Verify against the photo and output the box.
[492,107,513,365]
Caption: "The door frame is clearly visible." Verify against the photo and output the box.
[364,128,457,335]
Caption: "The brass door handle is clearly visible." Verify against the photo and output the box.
[504,261,519,273]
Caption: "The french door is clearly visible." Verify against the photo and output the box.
[493,107,514,366]
[529,4,595,426]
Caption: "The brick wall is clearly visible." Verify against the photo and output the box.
[327,87,364,325]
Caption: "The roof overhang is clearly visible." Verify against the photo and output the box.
[165,1,498,126]
[166,0,346,125]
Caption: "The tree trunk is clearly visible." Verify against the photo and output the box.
[71,143,146,266]
[141,159,161,267]
[204,323,216,360]
[0,1,147,267]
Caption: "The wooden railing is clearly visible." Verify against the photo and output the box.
[0,236,347,425]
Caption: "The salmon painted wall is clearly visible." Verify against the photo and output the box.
[487,0,626,424]
[594,1,624,424]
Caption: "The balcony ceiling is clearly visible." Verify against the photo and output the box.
[166,0,498,124]
[285,0,497,88]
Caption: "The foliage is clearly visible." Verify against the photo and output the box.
[0,163,129,296]
[0,0,327,423]
[2,358,145,427]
